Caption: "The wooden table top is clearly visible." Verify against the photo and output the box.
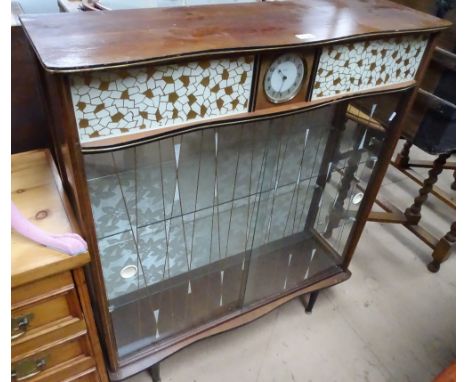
[19,0,449,73]
[11,149,90,288]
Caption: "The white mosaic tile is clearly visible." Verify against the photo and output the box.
[311,35,428,99]
[70,57,254,142]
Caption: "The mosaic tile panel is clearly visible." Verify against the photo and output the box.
[311,35,428,99]
[70,57,254,143]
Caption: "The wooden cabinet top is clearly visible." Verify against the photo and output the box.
[20,0,449,73]
[11,150,90,288]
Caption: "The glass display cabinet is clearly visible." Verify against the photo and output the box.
[19,0,449,380]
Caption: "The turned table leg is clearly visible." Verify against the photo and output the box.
[394,139,412,168]
[405,152,451,224]
[451,170,456,191]
[428,222,456,273]
[149,363,161,382]
[323,140,361,238]
[305,290,320,314]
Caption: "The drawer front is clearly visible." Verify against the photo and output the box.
[12,272,82,344]
[12,272,75,306]
[12,318,87,359]
[12,333,89,382]
[65,369,100,382]
[15,356,96,382]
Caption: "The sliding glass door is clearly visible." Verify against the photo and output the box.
[83,91,402,358]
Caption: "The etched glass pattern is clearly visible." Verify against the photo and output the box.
[83,93,403,358]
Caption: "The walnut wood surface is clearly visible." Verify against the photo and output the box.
[11,6,49,154]
[40,72,122,370]
[19,0,449,72]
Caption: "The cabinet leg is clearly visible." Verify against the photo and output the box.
[149,363,161,382]
[305,290,320,314]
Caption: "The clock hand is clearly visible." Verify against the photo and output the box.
[279,75,286,92]
[277,68,288,81]
[276,69,288,93]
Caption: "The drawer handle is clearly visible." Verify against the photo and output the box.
[11,313,34,340]
[11,357,47,381]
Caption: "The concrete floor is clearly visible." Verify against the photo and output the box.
[125,142,456,382]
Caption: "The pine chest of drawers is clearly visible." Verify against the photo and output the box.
[11,150,108,382]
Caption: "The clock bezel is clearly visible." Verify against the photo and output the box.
[263,53,307,104]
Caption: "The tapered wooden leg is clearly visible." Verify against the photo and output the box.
[149,363,161,382]
[428,222,456,273]
[451,170,456,191]
[405,152,451,224]
[305,290,320,314]
[394,139,412,168]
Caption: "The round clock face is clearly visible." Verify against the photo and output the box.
[264,53,305,103]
